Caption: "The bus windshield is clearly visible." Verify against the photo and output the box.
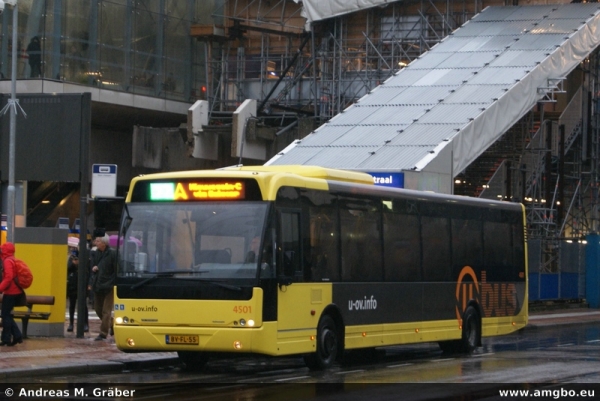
[116,202,269,281]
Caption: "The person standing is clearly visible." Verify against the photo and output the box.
[66,249,89,333]
[0,242,23,346]
[89,234,116,341]
[26,36,42,78]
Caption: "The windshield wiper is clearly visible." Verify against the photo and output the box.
[188,278,242,292]
[130,270,207,290]
[129,270,244,291]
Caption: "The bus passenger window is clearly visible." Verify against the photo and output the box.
[484,221,513,280]
[339,197,382,282]
[308,210,339,281]
[383,212,421,281]
[451,218,483,279]
[280,211,302,280]
[421,216,451,282]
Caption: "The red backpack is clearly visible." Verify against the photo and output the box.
[13,258,33,289]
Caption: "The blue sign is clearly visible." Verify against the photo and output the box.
[367,172,404,188]
[93,164,117,174]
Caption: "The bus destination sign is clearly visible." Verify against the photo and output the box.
[149,181,245,201]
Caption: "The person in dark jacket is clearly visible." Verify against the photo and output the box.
[26,36,42,78]
[66,249,89,333]
[0,242,23,346]
[89,234,116,341]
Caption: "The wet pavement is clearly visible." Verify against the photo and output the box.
[0,309,178,380]
[0,306,598,380]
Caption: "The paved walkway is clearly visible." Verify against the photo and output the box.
[0,311,178,380]
[0,307,598,380]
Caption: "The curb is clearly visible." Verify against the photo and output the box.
[0,361,124,380]
[0,357,181,380]
[523,311,600,332]
[121,356,181,371]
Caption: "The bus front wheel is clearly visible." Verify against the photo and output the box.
[304,315,340,370]
[178,351,209,371]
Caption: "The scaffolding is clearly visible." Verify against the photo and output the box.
[193,0,596,298]
[200,0,481,123]
[469,48,600,288]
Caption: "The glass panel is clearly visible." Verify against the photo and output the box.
[97,1,127,89]
[303,189,339,282]
[421,216,451,281]
[451,218,483,279]
[0,0,46,79]
[484,221,513,281]
[383,209,421,281]
[280,211,302,280]
[0,0,194,101]
[339,196,382,282]
[62,0,92,83]
[163,0,188,101]
[131,3,161,96]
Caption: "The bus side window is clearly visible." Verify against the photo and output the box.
[309,211,339,281]
[340,197,382,282]
[421,216,451,281]
[383,212,421,281]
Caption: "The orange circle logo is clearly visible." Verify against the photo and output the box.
[455,266,479,322]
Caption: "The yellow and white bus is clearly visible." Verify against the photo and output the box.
[113,165,528,370]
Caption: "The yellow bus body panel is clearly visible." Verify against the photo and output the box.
[115,288,277,354]
[276,283,332,355]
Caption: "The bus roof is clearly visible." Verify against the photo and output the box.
[126,165,375,202]
[131,165,375,186]
[222,165,375,185]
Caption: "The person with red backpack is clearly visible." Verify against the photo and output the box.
[0,242,24,346]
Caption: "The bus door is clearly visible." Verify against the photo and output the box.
[276,209,311,333]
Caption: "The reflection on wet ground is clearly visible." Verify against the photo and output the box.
[32,322,600,388]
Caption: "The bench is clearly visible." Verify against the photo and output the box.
[0,294,55,338]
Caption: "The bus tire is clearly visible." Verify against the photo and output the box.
[178,351,209,371]
[460,306,480,353]
[304,315,339,370]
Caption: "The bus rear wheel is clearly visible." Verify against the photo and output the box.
[178,351,209,371]
[438,306,481,354]
[460,306,480,353]
[304,315,340,370]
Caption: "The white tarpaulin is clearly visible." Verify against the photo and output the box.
[294,0,391,23]
[269,4,600,183]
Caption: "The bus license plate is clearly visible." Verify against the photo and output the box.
[166,335,199,345]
